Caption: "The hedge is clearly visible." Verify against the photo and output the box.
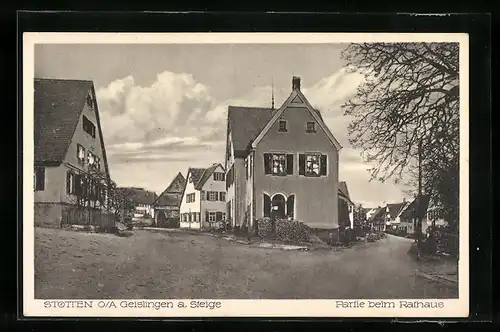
[276,219,310,243]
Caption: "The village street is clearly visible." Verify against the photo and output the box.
[35,228,458,299]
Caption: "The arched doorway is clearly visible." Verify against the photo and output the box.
[271,194,286,221]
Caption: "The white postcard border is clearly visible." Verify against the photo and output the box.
[22,32,469,318]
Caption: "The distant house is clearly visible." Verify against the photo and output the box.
[385,202,407,228]
[180,164,226,230]
[338,181,355,229]
[364,207,377,221]
[116,187,157,221]
[34,78,111,227]
[153,172,186,228]
[398,195,431,234]
[224,76,342,234]
[368,207,386,232]
[423,199,449,233]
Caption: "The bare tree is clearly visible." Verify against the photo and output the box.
[341,43,459,228]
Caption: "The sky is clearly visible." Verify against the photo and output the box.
[35,43,411,208]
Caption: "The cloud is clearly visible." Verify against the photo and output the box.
[97,67,408,206]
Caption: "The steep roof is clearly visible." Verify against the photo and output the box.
[117,187,157,205]
[400,195,431,220]
[387,202,405,218]
[338,181,351,200]
[34,78,94,164]
[368,207,386,224]
[228,106,277,153]
[188,167,206,188]
[194,163,224,190]
[227,105,325,155]
[153,172,186,207]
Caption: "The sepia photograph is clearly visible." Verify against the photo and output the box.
[23,33,468,317]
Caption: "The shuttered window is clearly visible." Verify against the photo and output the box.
[299,153,328,177]
[264,153,293,176]
[263,194,271,217]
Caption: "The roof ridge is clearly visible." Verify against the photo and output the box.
[228,105,274,110]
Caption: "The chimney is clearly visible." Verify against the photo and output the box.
[292,76,301,91]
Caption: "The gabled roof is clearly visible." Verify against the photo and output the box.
[34,78,110,182]
[194,163,224,190]
[250,87,342,151]
[34,78,94,164]
[400,195,431,220]
[116,187,157,205]
[386,202,405,218]
[368,207,386,224]
[153,172,186,207]
[338,181,354,206]
[227,106,277,154]
[188,167,207,188]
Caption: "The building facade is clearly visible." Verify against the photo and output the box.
[34,78,111,227]
[225,76,342,231]
[180,164,226,230]
[153,172,186,228]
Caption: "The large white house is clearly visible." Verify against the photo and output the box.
[179,163,226,230]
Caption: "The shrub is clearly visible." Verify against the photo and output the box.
[256,217,273,239]
[275,219,310,244]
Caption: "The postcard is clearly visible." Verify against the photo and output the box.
[23,32,469,318]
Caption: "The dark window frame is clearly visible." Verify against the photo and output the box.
[306,121,316,133]
[264,153,291,176]
[299,153,328,177]
[278,120,288,132]
[34,167,45,191]
[82,115,96,138]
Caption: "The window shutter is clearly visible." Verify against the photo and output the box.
[264,153,271,174]
[205,211,209,223]
[299,154,305,175]
[287,195,295,219]
[286,154,294,175]
[263,194,271,217]
[66,172,71,193]
[219,192,223,201]
[320,155,327,176]
[216,212,222,221]
[201,191,205,201]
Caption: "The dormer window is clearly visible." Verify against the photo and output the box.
[306,122,316,133]
[278,120,288,132]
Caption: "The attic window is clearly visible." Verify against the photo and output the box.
[83,115,96,138]
[278,120,288,132]
[306,122,316,133]
[213,172,225,181]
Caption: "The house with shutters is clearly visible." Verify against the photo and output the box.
[33,78,110,227]
[153,172,186,228]
[179,163,226,230]
[225,76,342,233]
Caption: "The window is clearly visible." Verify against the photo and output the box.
[77,144,86,165]
[200,191,205,201]
[87,151,95,167]
[306,121,316,133]
[299,153,327,177]
[66,171,77,194]
[95,156,101,170]
[186,193,195,203]
[219,192,226,201]
[34,167,45,191]
[83,115,96,138]
[213,172,225,181]
[264,153,294,176]
[278,120,287,132]
[208,191,218,201]
[208,212,216,222]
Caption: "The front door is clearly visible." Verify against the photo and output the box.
[270,194,286,221]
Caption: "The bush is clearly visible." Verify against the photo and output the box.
[256,217,273,239]
[275,219,310,243]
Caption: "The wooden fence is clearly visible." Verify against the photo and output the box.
[61,206,115,229]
